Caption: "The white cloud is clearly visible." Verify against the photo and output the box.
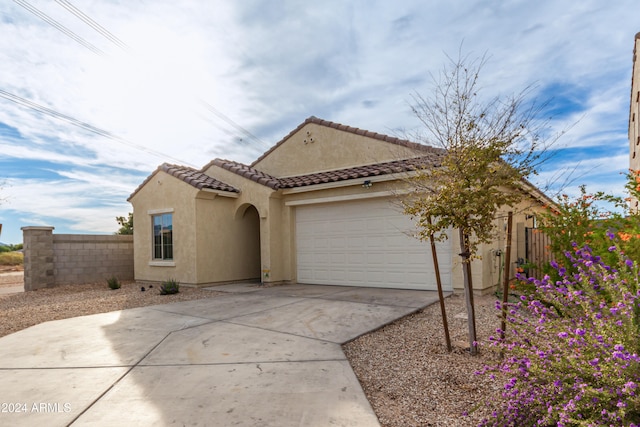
[0,0,638,244]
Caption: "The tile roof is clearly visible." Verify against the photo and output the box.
[160,163,239,192]
[210,154,442,190]
[278,156,441,188]
[210,159,281,189]
[128,163,239,201]
[251,116,441,167]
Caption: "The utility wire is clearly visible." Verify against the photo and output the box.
[199,100,269,149]
[12,0,104,56]
[54,0,128,51]
[12,1,267,156]
[0,89,196,168]
[48,1,265,152]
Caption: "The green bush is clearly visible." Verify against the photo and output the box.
[106,276,121,290]
[159,278,180,295]
[0,244,23,253]
[0,251,23,266]
[536,170,640,283]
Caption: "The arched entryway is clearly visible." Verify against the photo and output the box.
[235,204,261,281]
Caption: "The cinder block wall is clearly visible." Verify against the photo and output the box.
[53,234,134,285]
[22,227,134,290]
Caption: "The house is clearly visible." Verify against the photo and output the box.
[128,117,549,294]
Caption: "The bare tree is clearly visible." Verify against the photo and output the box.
[403,52,560,355]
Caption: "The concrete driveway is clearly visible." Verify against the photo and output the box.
[0,283,440,426]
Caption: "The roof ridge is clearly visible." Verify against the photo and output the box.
[211,158,281,189]
[128,162,238,201]
[250,116,439,167]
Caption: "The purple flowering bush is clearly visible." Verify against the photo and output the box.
[479,234,640,426]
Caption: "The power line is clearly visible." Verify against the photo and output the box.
[12,0,104,56]
[11,1,268,157]
[199,100,269,149]
[54,0,128,51]
[0,89,196,167]
[45,1,265,152]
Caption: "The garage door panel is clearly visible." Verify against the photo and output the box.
[296,198,452,291]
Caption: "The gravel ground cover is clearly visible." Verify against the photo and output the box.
[0,273,502,425]
[343,293,503,427]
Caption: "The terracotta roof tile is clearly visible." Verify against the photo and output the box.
[127,163,239,201]
[277,155,442,189]
[209,154,442,190]
[210,159,281,189]
[159,164,239,192]
[251,116,441,167]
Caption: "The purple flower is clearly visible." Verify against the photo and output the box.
[575,328,586,336]
[608,245,616,252]
[505,377,517,390]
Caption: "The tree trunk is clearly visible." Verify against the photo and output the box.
[428,217,452,352]
[501,211,513,340]
[458,228,478,355]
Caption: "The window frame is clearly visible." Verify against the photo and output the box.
[151,211,174,261]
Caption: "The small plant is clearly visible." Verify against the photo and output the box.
[106,276,121,290]
[159,278,180,295]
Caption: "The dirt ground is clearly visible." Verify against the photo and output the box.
[0,270,23,287]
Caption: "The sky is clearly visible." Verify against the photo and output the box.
[0,0,638,244]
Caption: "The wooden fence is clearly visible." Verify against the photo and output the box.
[525,227,553,279]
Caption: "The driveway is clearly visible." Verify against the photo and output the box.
[0,283,440,426]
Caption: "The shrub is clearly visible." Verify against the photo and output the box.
[0,251,23,266]
[106,276,121,290]
[159,278,180,295]
[478,236,640,426]
[537,170,640,283]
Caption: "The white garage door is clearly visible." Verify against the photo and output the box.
[295,198,452,291]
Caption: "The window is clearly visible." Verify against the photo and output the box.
[152,213,173,260]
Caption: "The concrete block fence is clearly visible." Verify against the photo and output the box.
[22,226,133,291]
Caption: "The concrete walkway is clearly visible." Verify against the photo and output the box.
[0,283,440,426]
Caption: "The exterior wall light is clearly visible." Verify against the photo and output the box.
[362,180,373,188]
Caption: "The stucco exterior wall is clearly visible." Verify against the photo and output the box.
[630,33,640,210]
[253,123,426,177]
[193,195,261,284]
[130,170,198,284]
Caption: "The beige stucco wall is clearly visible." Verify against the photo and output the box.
[193,195,261,284]
[253,123,426,177]
[630,33,640,210]
[199,164,288,284]
[130,170,198,284]
[131,169,268,286]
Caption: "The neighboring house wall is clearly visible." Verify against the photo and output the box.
[22,226,133,291]
[630,32,640,210]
